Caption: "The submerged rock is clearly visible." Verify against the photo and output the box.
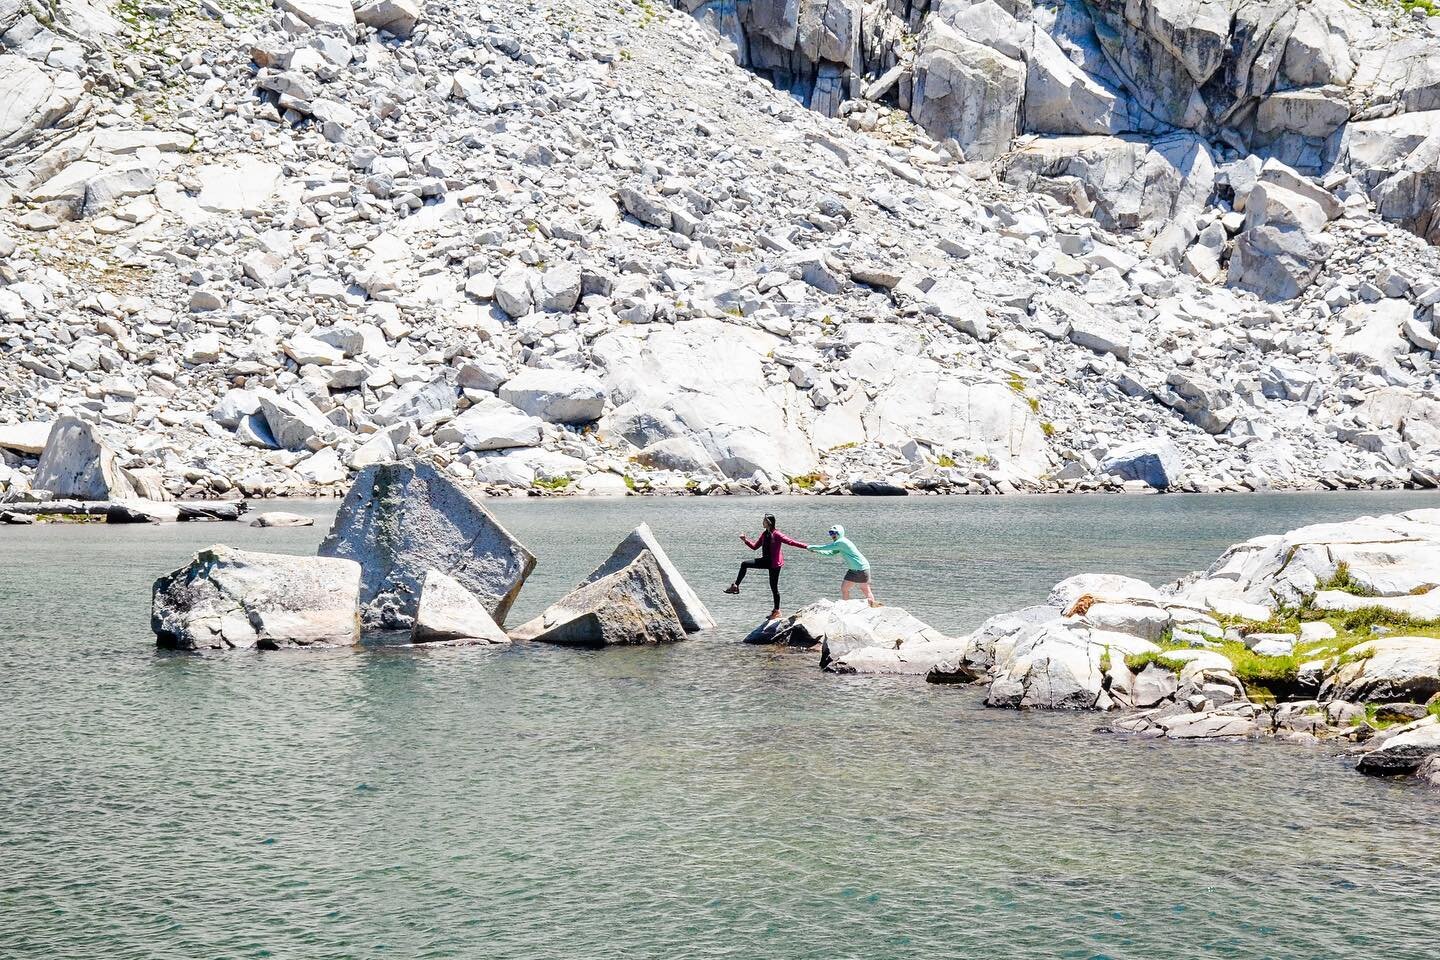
[509,550,686,647]
[411,570,509,645]
[578,522,714,633]
[152,545,361,651]
[318,461,536,629]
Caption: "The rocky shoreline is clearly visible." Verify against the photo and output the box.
[142,456,1440,790]
[752,506,1440,790]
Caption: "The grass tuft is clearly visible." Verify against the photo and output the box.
[1319,561,1378,597]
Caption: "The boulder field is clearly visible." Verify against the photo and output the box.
[2,0,1440,503]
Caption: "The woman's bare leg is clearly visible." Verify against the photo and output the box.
[840,579,852,600]
[861,581,880,606]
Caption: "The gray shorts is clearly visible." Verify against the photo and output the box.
[843,569,870,584]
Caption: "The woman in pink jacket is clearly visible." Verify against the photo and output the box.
[724,513,808,621]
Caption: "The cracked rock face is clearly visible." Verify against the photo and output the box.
[318,462,536,629]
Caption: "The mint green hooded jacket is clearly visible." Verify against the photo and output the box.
[808,525,869,571]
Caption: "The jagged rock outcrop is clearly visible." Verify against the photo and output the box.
[32,416,135,500]
[679,0,1440,250]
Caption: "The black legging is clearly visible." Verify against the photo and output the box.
[737,560,781,609]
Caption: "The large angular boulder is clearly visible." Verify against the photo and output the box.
[1163,370,1235,434]
[497,368,606,424]
[258,391,341,452]
[434,396,544,451]
[911,20,1023,161]
[579,522,714,633]
[411,570,509,645]
[508,550,686,647]
[1003,133,1215,235]
[318,461,536,628]
[32,416,136,501]
[152,545,361,651]
[1101,437,1183,488]
[354,0,419,36]
[1227,181,1335,301]
[0,420,53,455]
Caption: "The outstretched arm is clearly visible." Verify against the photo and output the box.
[775,532,808,550]
[808,541,840,555]
[741,534,758,550]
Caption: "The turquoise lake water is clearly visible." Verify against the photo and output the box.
[2,490,1438,959]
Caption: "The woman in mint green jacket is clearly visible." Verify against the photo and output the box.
[808,524,881,607]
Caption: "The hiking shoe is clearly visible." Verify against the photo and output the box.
[723,584,739,595]
[768,608,781,620]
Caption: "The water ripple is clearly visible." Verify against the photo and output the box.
[3,492,1440,958]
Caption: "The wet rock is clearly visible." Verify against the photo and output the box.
[152,545,361,651]
[318,461,536,628]
[985,621,1158,709]
[750,599,960,673]
[928,604,1060,682]
[509,550,686,647]
[106,500,182,523]
[1357,721,1440,776]
[1159,711,1258,740]
[848,479,907,496]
